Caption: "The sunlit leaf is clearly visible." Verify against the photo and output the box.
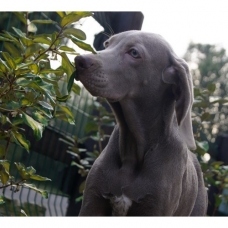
[21,112,44,140]
[31,19,57,24]
[63,28,86,40]
[26,166,36,175]
[67,71,76,93]
[33,36,52,45]
[196,140,209,155]
[38,100,54,110]
[12,27,26,38]
[23,183,49,198]
[28,22,37,33]
[11,130,30,152]
[0,195,5,205]
[32,111,49,126]
[0,160,10,173]
[30,174,51,181]
[61,52,75,79]
[25,43,44,58]
[20,209,28,216]
[1,51,16,69]
[3,42,21,57]
[0,166,9,184]
[57,12,65,18]
[60,12,92,27]
[59,46,76,52]
[13,12,27,24]
[69,36,96,54]
[71,82,81,95]
[56,94,71,102]
[0,58,9,73]
[14,162,30,179]
[28,63,39,74]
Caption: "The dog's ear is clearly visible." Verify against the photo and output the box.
[162,56,196,150]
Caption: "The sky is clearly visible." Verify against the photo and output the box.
[4,0,228,58]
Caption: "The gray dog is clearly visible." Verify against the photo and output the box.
[74,30,208,216]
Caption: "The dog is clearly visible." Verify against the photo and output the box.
[74,30,208,216]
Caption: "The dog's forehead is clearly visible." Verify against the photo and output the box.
[109,31,173,52]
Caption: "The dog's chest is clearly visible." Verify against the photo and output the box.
[104,194,132,216]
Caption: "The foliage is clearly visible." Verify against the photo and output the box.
[60,98,115,201]
[0,12,96,205]
[184,43,228,143]
[185,43,228,215]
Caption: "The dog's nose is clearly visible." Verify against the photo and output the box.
[75,55,94,71]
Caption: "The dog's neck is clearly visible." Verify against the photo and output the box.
[109,93,177,169]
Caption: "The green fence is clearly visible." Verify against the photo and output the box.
[0,12,95,216]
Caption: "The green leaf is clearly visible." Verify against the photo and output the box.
[21,112,44,140]
[3,42,21,57]
[71,83,81,95]
[11,130,30,152]
[12,27,26,37]
[210,99,228,105]
[20,37,34,46]
[57,12,65,18]
[26,166,36,175]
[207,83,216,93]
[32,112,49,126]
[67,71,76,93]
[71,161,84,169]
[39,68,64,75]
[1,51,16,69]
[30,19,57,24]
[59,46,76,52]
[0,195,5,205]
[23,183,49,198]
[215,195,222,207]
[201,112,211,122]
[75,195,83,203]
[58,105,75,120]
[0,145,6,158]
[60,12,92,27]
[0,36,12,42]
[38,100,54,110]
[33,36,52,45]
[85,122,98,133]
[0,166,9,184]
[30,174,51,181]
[61,52,75,79]
[56,94,71,102]
[196,140,209,155]
[28,63,39,74]
[25,43,44,58]
[20,209,28,216]
[0,160,10,173]
[63,28,86,40]
[0,58,9,73]
[69,36,96,54]
[28,22,37,33]
[13,12,26,24]
[14,162,30,179]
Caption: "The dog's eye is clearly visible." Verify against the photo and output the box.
[128,49,140,58]
[104,41,109,48]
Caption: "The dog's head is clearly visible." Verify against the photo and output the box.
[74,30,196,150]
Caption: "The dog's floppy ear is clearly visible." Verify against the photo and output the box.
[162,55,196,150]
